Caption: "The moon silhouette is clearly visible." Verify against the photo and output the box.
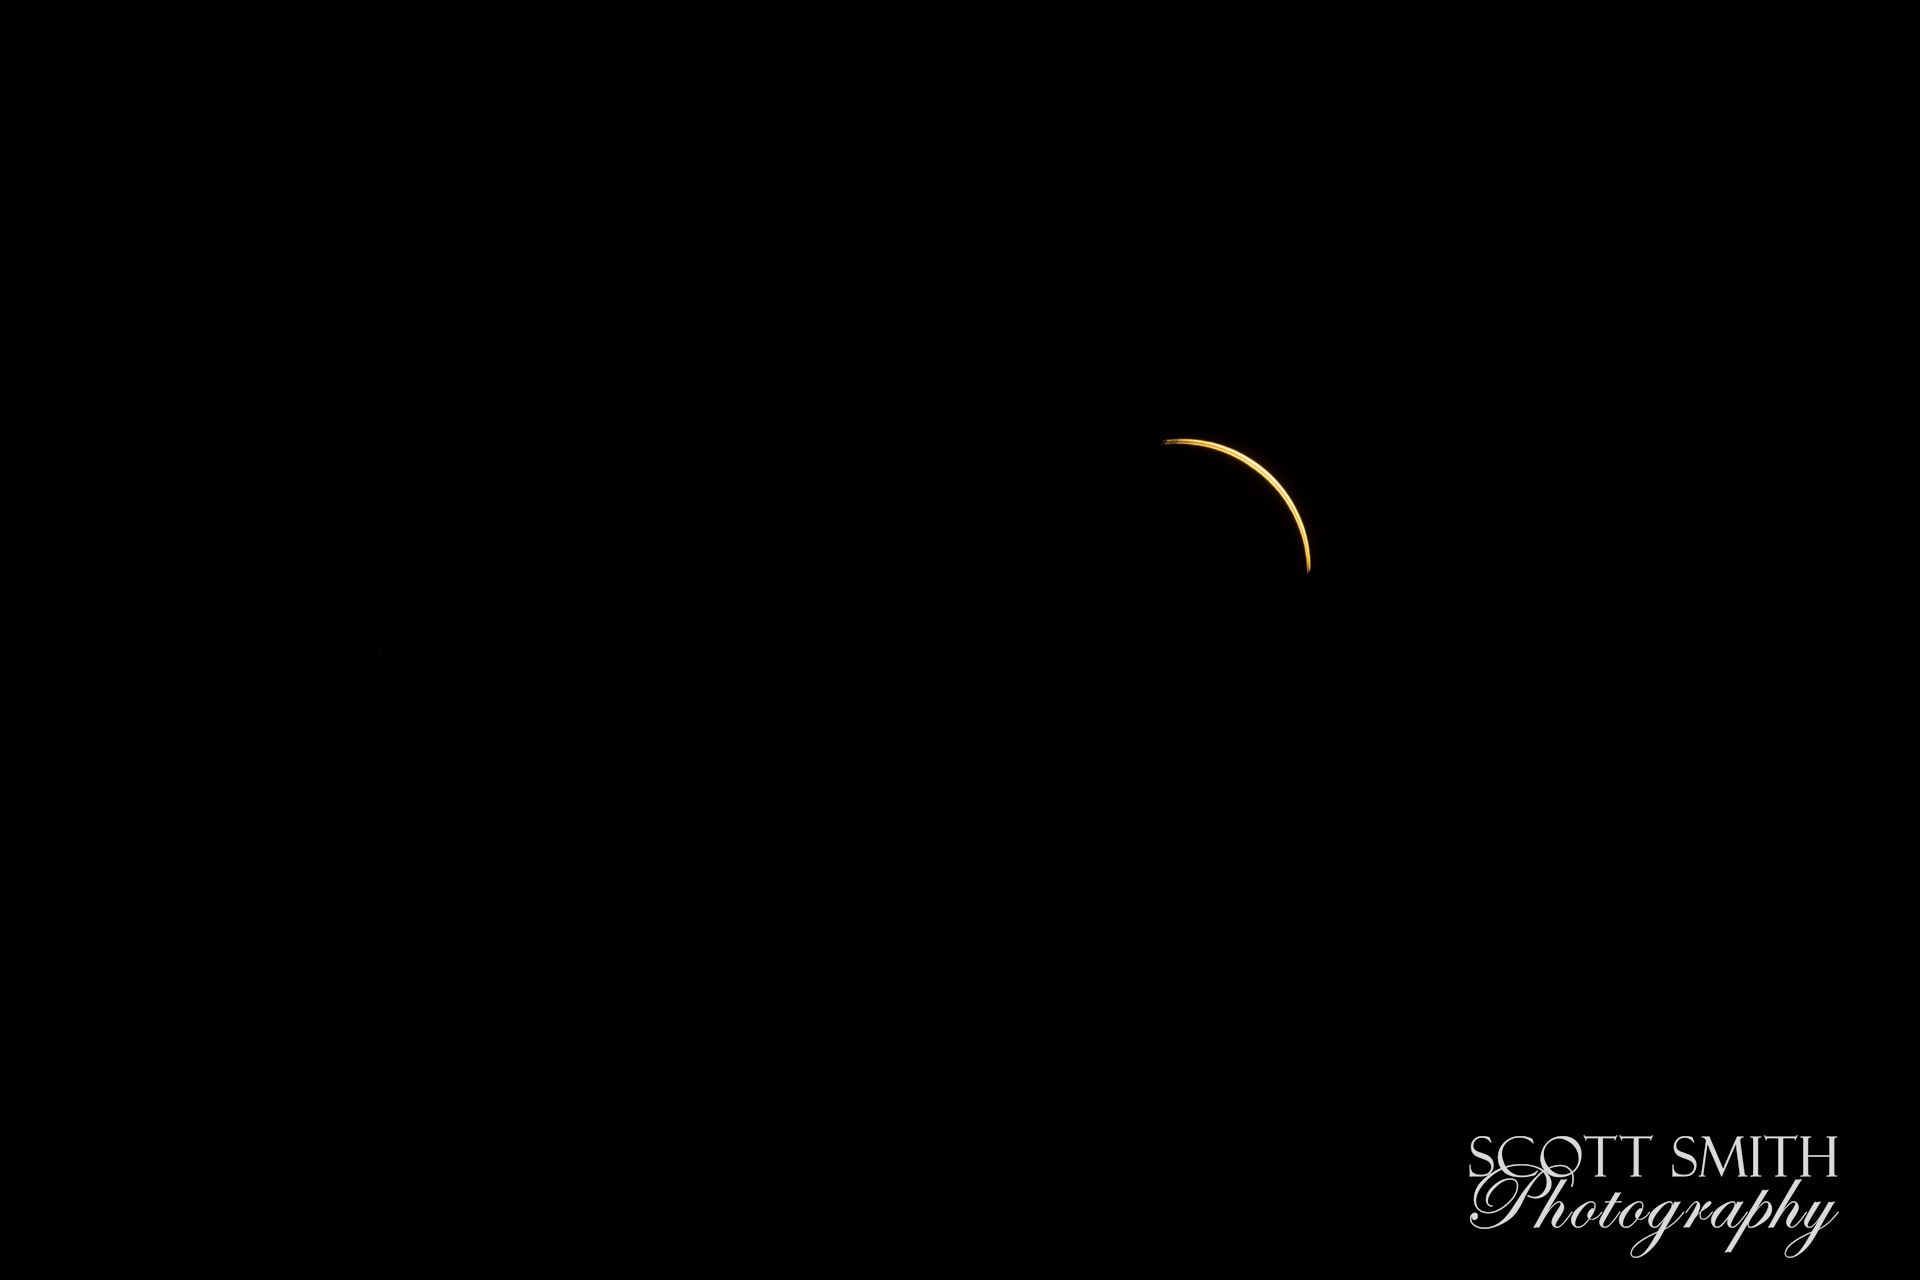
[1162,438,1312,572]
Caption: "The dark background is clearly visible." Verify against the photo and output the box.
[70,255,1893,1268]
[35,40,1909,1268]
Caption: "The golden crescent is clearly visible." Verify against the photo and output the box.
[1162,438,1312,573]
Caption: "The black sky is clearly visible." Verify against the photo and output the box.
[38,51,1913,1264]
